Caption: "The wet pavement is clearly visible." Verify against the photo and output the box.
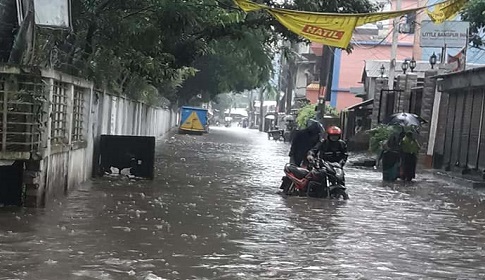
[2,127,485,279]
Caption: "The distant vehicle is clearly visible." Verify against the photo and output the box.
[224,116,232,127]
[179,106,209,134]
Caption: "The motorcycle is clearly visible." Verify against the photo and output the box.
[280,159,348,200]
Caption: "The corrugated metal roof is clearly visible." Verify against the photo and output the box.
[344,98,374,111]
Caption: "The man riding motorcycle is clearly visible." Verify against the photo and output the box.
[307,125,348,172]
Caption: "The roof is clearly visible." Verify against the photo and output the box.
[363,60,485,81]
[363,60,431,80]
[344,98,374,111]
[254,100,277,108]
[435,65,485,78]
[181,106,208,111]
[224,108,248,117]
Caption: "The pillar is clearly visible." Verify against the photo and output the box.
[419,70,438,156]
[371,77,388,127]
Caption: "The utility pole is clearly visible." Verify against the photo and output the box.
[275,51,283,126]
[318,45,334,122]
[259,87,264,131]
[412,0,423,59]
[388,0,402,90]
[285,62,294,115]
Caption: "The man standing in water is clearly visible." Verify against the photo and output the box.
[288,120,323,167]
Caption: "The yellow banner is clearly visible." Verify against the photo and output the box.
[427,0,467,24]
[234,0,468,48]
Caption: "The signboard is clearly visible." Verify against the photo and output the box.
[16,0,71,28]
[420,20,469,48]
[34,0,71,28]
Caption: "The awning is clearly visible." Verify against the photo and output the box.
[344,99,374,111]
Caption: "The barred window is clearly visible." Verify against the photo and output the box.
[72,87,85,142]
[1,75,45,153]
[51,82,67,144]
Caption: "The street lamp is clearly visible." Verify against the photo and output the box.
[380,64,385,77]
[409,57,416,72]
[401,60,409,74]
[429,52,437,69]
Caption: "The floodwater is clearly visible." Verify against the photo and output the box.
[1,127,485,279]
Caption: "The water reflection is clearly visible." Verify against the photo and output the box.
[0,126,485,279]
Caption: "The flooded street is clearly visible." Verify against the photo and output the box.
[2,127,485,279]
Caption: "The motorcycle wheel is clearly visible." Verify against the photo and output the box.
[331,188,349,200]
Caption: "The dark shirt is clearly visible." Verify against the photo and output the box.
[310,139,348,164]
[289,129,320,166]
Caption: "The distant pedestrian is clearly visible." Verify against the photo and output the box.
[354,119,363,135]
[400,131,420,181]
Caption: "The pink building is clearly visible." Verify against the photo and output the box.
[307,0,421,111]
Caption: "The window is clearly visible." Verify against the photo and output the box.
[51,82,67,144]
[72,87,85,142]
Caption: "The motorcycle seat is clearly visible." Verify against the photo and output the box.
[285,164,309,179]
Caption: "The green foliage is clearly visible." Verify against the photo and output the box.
[325,105,339,117]
[19,0,377,106]
[461,0,485,47]
[368,125,394,154]
[296,104,317,128]
[368,124,417,153]
[296,104,339,128]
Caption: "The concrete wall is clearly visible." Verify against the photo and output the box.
[39,91,177,207]
[370,77,389,127]
[96,93,176,137]
[0,66,177,207]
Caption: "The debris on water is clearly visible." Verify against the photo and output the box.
[45,259,58,265]
[180,158,186,162]
[128,270,136,276]
[143,272,167,280]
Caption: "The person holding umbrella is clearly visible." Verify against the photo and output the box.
[382,113,426,182]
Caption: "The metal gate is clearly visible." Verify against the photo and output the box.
[440,89,485,172]
[377,89,404,123]
[409,87,423,115]
[0,161,23,206]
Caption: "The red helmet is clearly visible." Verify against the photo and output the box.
[326,126,342,136]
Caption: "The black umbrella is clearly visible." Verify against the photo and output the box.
[383,112,427,127]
